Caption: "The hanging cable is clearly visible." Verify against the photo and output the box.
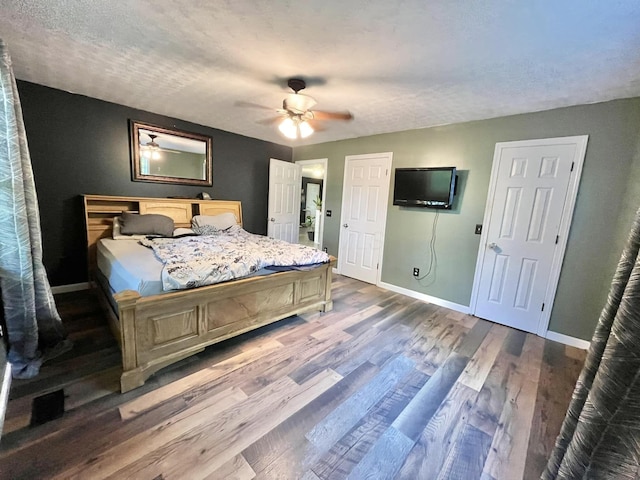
[416,211,439,282]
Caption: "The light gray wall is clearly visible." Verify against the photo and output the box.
[294,97,640,341]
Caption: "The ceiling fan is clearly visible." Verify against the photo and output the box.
[139,133,183,159]
[239,78,353,140]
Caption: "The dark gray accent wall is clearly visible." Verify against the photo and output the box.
[17,81,292,286]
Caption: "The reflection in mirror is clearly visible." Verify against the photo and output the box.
[130,121,212,186]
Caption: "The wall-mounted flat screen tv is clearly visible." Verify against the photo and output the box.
[393,167,457,209]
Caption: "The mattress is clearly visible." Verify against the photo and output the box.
[97,238,165,296]
[97,238,277,297]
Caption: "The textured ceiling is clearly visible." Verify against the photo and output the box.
[2,0,640,146]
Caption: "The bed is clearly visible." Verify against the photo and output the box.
[83,194,335,392]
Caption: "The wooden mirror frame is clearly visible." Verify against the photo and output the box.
[130,121,213,186]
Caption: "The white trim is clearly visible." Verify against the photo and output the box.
[0,361,12,440]
[51,282,91,294]
[545,330,591,350]
[338,152,393,286]
[469,135,589,337]
[378,281,470,314]
[332,267,339,275]
[296,158,328,250]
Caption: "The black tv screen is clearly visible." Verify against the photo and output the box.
[393,167,457,209]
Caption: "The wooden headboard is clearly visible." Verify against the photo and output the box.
[83,194,243,274]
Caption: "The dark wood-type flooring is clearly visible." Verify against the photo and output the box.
[0,275,586,479]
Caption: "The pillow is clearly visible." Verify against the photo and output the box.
[112,217,147,240]
[192,213,238,231]
[119,211,175,237]
[173,227,195,236]
[192,223,242,236]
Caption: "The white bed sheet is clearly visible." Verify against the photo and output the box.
[97,238,165,296]
[97,237,277,297]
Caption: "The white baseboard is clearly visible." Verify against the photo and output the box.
[545,331,590,350]
[0,361,12,440]
[51,282,91,294]
[332,267,339,275]
[378,281,470,314]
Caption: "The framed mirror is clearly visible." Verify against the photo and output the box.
[130,121,213,186]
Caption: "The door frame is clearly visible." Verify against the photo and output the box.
[267,158,301,243]
[338,152,393,286]
[295,158,328,250]
[470,135,589,336]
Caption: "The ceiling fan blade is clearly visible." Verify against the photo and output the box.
[234,101,274,111]
[311,110,354,121]
[257,116,284,125]
[307,120,326,132]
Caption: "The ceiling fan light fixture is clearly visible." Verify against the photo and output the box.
[278,117,314,140]
[278,117,298,139]
[141,134,161,159]
[299,120,314,138]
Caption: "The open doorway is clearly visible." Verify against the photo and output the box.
[295,158,327,250]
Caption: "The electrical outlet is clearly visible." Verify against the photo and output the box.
[413,267,420,277]
[326,210,332,217]
[475,224,482,235]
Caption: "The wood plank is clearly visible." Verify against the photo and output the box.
[243,362,380,478]
[237,328,351,396]
[481,335,544,480]
[523,340,585,480]
[565,344,587,361]
[446,310,478,329]
[119,338,283,419]
[455,318,493,357]
[311,368,428,480]
[290,325,385,384]
[458,324,510,391]
[54,386,249,479]
[371,301,432,331]
[502,328,527,357]
[334,321,411,377]
[345,426,414,480]
[392,352,469,442]
[466,349,514,437]
[203,454,256,480]
[112,369,342,480]
[410,316,469,376]
[312,304,383,338]
[438,424,493,480]
[299,471,322,480]
[343,302,408,337]
[306,355,414,451]
[395,382,478,480]
[274,320,326,345]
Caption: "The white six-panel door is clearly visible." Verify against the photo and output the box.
[267,158,301,243]
[472,136,588,334]
[338,152,392,284]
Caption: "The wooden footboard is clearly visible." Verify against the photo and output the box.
[110,260,334,392]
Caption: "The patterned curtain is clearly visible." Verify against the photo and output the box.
[543,206,640,479]
[0,39,71,379]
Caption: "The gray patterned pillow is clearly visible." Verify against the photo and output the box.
[192,224,218,236]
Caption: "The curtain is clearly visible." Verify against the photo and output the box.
[0,39,71,379]
[543,206,640,479]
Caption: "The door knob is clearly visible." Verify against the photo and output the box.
[270,218,275,222]
[488,242,498,250]
[343,224,349,228]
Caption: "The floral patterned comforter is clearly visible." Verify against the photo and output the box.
[139,228,330,291]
